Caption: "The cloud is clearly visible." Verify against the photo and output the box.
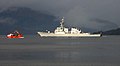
[0,0,120,31]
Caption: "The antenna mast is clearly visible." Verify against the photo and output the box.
[60,17,64,28]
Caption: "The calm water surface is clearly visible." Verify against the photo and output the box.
[0,35,120,66]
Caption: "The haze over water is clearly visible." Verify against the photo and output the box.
[0,35,120,66]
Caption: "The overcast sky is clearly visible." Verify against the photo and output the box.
[0,0,120,31]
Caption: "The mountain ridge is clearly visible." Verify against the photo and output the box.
[102,28,120,35]
[0,7,58,35]
[93,28,120,35]
[0,7,120,35]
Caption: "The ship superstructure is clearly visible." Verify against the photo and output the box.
[37,17,101,37]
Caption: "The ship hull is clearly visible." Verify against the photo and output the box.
[37,32,101,37]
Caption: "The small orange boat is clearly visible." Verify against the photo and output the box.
[7,31,24,38]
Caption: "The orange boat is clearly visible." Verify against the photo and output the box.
[7,31,24,38]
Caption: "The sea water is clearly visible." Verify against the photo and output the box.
[0,35,120,66]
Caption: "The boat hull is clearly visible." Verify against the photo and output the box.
[37,32,101,37]
[7,34,24,38]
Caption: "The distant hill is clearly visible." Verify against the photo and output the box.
[93,28,120,35]
[1,7,120,35]
[102,28,120,35]
[0,7,59,35]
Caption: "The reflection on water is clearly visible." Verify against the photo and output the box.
[55,51,82,62]
[0,35,120,66]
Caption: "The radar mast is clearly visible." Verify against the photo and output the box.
[60,17,64,28]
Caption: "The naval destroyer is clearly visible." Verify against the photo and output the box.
[37,17,102,37]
